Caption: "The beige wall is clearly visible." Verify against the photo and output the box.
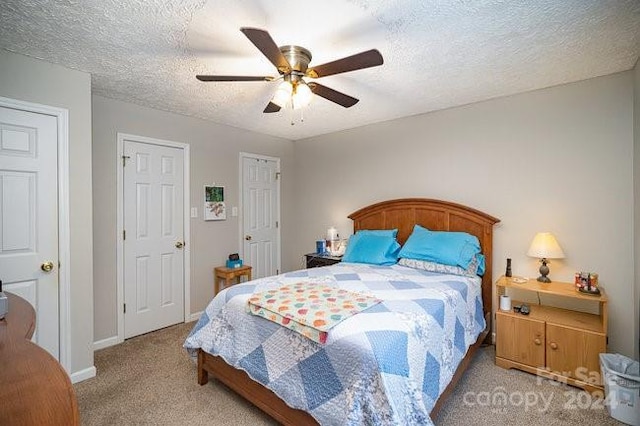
[0,50,94,376]
[293,72,635,357]
[91,95,295,342]
[634,59,640,360]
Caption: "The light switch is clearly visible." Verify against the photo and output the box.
[190,207,198,218]
[231,206,238,217]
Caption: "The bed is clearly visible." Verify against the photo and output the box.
[185,198,499,425]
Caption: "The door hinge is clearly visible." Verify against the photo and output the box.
[122,155,131,167]
[275,172,281,180]
[275,221,279,228]
[276,269,279,274]
[123,229,126,240]
[123,303,126,314]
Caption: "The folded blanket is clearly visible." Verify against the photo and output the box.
[247,282,381,344]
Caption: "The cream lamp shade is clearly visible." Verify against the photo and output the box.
[527,232,565,259]
[527,232,564,282]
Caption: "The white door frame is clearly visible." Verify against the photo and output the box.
[116,133,190,343]
[0,96,71,373]
[238,152,281,274]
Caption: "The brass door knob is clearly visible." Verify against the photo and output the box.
[41,261,54,272]
[534,338,542,346]
[175,241,184,249]
[245,235,252,241]
[549,342,558,350]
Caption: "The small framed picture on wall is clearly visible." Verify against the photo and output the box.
[204,185,226,221]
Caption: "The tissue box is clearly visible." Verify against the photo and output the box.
[226,259,243,269]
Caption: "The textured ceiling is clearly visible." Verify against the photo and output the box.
[1,0,639,140]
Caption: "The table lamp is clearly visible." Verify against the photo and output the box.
[527,232,565,283]
[326,226,338,255]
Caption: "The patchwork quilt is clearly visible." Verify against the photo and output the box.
[247,282,382,344]
[184,263,485,426]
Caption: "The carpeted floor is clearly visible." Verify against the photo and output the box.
[75,322,622,425]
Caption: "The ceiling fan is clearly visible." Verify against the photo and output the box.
[196,27,384,113]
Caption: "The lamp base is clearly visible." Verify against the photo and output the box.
[537,259,551,283]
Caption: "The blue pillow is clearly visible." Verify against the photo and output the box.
[342,233,400,265]
[342,229,398,259]
[398,225,483,271]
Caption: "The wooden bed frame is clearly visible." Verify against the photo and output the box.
[197,198,500,425]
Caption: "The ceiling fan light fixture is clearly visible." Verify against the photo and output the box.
[271,80,293,107]
[196,28,384,114]
[292,81,313,110]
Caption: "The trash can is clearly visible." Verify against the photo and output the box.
[600,353,640,426]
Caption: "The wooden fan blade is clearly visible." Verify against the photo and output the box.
[308,82,359,108]
[263,102,281,113]
[240,27,291,74]
[196,75,273,82]
[306,49,383,78]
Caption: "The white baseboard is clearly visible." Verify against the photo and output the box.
[93,335,119,351]
[70,366,96,383]
[188,311,203,322]
[94,317,198,352]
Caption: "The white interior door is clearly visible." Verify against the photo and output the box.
[242,155,280,279]
[0,105,59,358]
[123,140,184,339]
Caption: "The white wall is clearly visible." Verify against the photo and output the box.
[634,59,640,360]
[0,50,94,376]
[293,72,635,357]
[91,95,295,342]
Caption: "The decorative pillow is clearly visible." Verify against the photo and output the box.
[399,257,484,277]
[397,224,484,273]
[342,232,400,265]
[467,252,485,276]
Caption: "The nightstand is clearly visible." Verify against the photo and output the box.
[305,253,342,268]
[495,276,607,394]
[214,265,252,295]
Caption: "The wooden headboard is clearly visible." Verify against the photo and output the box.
[348,198,500,319]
